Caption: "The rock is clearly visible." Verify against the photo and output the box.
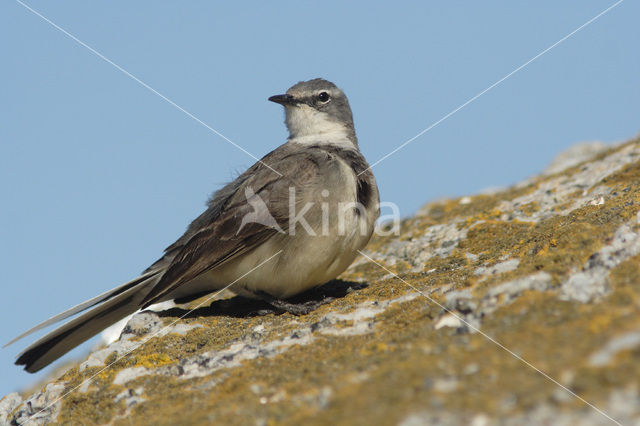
[474,258,520,280]
[560,224,640,303]
[433,314,462,330]
[0,393,22,425]
[5,136,640,425]
[113,367,151,386]
[101,301,177,345]
[8,383,65,425]
[543,141,608,176]
[589,332,640,367]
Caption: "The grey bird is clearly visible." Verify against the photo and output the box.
[6,78,380,373]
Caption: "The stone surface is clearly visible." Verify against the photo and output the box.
[542,141,608,176]
[4,135,640,425]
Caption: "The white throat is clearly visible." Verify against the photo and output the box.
[286,104,356,149]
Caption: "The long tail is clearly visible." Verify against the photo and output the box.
[7,272,161,373]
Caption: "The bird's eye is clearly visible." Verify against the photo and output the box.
[317,92,330,103]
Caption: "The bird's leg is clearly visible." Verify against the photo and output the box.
[253,291,334,316]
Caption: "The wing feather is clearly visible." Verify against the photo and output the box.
[140,151,323,307]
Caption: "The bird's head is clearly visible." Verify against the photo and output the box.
[269,78,356,147]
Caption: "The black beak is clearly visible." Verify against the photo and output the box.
[268,94,297,105]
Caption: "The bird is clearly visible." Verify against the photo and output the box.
[6,78,380,373]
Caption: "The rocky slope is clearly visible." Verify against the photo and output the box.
[3,136,640,425]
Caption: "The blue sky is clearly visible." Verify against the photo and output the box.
[1,1,638,396]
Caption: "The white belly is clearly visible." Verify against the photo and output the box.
[169,216,373,300]
[238,213,373,298]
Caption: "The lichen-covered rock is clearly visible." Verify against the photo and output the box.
[4,135,640,425]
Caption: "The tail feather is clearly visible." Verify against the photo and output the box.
[14,274,159,373]
[4,271,159,349]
